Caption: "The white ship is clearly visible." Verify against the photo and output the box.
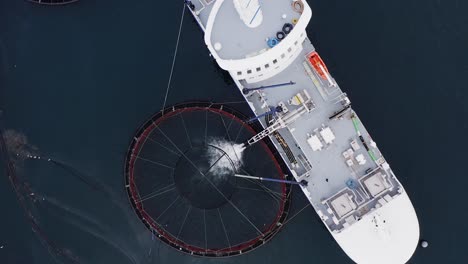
[185,0,420,262]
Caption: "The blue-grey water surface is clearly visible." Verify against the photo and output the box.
[1,0,467,263]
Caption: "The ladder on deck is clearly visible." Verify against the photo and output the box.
[247,119,285,145]
[245,104,309,146]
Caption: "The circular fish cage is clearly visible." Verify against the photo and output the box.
[124,102,292,257]
[26,0,79,5]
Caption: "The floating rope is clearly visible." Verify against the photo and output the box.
[162,3,186,114]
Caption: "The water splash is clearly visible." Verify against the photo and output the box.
[206,138,245,179]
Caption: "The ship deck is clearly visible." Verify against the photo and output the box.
[190,0,215,28]
[239,39,404,232]
[191,0,300,60]
[188,0,405,233]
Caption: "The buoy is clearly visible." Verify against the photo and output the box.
[267,38,279,48]
[276,31,285,41]
[292,0,304,13]
[421,240,429,248]
[282,23,294,34]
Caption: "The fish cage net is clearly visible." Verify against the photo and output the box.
[26,0,79,5]
[125,102,292,257]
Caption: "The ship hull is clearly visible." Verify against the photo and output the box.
[333,192,419,264]
[185,1,420,262]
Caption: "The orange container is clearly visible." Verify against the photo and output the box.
[308,51,329,80]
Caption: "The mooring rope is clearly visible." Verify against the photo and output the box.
[162,3,186,114]
[282,201,312,227]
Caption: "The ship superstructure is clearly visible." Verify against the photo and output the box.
[186,0,420,263]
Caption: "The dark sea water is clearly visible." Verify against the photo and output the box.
[1,0,467,263]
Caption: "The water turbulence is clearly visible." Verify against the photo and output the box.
[0,127,150,263]
[205,138,245,179]
[0,129,81,263]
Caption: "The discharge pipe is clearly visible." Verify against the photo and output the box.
[234,174,308,186]
[246,106,283,123]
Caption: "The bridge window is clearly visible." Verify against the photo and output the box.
[237,71,242,76]
[247,69,252,74]
[273,59,278,64]
[265,63,270,68]
[256,67,261,72]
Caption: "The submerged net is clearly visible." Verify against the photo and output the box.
[125,102,291,257]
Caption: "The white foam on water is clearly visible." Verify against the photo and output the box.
[206,138,245,179]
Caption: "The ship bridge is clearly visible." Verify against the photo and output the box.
[208,0,299,60]
[204,0,312,83]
